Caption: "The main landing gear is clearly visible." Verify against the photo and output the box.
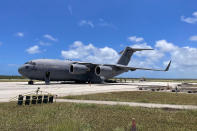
[28,80,34,85]
[45,72,50,85]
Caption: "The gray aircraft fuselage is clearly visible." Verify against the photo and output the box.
[18,47,171,84]
[18,59,125,83]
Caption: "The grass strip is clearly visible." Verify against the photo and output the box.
[63,91,197,105]
[0,102,197,131]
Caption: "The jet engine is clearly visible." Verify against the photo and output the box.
[69,64,89,74]
[95,66,112,77]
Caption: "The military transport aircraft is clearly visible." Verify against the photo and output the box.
[18,47,171,84]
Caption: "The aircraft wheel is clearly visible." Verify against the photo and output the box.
[28,80,34,85]
[45,80,50,85]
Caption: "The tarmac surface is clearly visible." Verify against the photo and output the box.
[1,81,197,110]
[0,81,178,102]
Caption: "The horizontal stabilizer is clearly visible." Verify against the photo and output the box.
[117,47,153,66]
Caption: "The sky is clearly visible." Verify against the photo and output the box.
[0,0,197,78]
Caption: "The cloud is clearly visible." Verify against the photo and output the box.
[169,46,197,70]
[129,43,164,68]
[181,11,197,24]
[79,20,94,28]
[97,19,117,29]
[128,36,144,42]
[132,43,164,61]
[68,5,72,15]
[16,32,24,37]
[78,19,117,29]
[0,42,2,46]
[39,41,51,46]
[127,37,197,73]
[131,39,197,71]
[43,34,58,42]
[154,40,197,71]
[189,35,197,41]
[155,40,178,52]
[61,41,119,64]
[26,45,40,54]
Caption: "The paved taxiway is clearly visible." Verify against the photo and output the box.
[0,81,178,102]
[57,99,197,110]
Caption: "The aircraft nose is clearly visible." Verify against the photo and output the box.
[18,65,25,75]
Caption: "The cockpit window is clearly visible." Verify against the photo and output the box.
[25,61,36,65]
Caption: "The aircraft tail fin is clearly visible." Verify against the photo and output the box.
[117,47,153,66]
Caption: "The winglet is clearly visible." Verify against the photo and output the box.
[165,60,171,71]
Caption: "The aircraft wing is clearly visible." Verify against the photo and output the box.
[72,60,171,72]
[103,60,171,72]
[72,61,98,66]
[128,61,171,71]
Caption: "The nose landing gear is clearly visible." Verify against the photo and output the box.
[45,72,50,85]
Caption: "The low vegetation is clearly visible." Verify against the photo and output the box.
[0,102,197,131]
[63,91,197,105]
[0,75,25,79]
[0,79,30,82]
[0,75,29,82]
[112,78,197,83]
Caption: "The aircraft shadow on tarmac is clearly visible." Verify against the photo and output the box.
[97,83,135,86]
[19,82,74,85]
[20,82,136,86]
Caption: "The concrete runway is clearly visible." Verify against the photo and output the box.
[1,81,197,110]
[0,81,178,102]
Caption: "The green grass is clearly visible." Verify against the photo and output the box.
[0,75,29,82]
[0,79,41,82]
[0,79,30,82]
[0,75,25,79]
[62,91,197,105]
[0,102,197,131]
[111,78,197,83]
